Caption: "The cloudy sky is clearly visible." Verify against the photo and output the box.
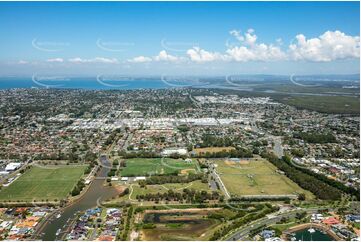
[0,1,359,76]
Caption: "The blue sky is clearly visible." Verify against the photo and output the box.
[0,1,359,76]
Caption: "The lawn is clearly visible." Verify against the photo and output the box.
[119,158,199,177]
[129,185,168,200]
[0,165,86,202]
[162,180,209,191]
[128,181,210,201]
[215,158,314,199]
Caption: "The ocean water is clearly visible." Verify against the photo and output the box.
[0,77,175,90]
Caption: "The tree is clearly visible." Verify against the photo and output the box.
[298,193,306,201]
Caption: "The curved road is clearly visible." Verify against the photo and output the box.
[224,207,331,241]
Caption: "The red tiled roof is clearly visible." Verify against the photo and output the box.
[323,217,340,225]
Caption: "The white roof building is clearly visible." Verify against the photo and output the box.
[135,176,146,181]
[161,148,187,156]
[5,162,22,171]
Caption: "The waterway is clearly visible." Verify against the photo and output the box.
[294,228,334,241]
[40,155,119,240]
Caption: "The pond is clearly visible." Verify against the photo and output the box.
[141,210,219,240]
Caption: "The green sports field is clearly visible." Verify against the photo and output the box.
[120,158,199,177]
[0,165,86,202]
[215,158,314,199]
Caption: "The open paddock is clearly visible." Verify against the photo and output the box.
[0,165,86,202]
[119,158,198,177]
[214,158,314,199]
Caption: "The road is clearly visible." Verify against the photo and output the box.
[210,164,230,199]
[271,135,284,158]
[224,207,330,241]
[122,132,134,152]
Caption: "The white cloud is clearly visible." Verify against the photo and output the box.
[230,28,257,46]
[244,29,257,46]
[288,30,360,62]
[29,30,360,67]
[226,44,286,62]
[154,50,179,62]
[128,50,181,63]
[186,47,227,63]
[229,30,244,42]
[68,57,119,64]
[47,58,64,63]
[128,56,152,63]
[226,29,287,62]
[18,60,28,64]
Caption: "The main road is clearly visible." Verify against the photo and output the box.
[270,135,284,158]
[209,163,231,199]
[223,207,331,241]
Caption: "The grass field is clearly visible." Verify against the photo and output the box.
[162,180,209,191]
[0,165,86,202]
[128,181,210,201]
[215,158,314,199]
[120,158,199,177]
[129,185,167,200]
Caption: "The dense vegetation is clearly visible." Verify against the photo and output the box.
[135,189,223,203]
[121,206,133,240]
[193,147,253,158]
[200,134,236,147]
[139,174,207,186]
[278,95,360,114]
[286,156,359,198]
[117,151,160,158]
[294,132,337,144]
[71,179,85,196]
[210,203,277,240]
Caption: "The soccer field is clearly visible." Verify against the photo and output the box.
[215,158,314,199]
[0,165,86,202]
[120,158,199,177]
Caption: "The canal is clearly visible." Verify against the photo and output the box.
[40,155,119,240]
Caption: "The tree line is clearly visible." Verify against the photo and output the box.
[193,147,253,158]
[71,179,85,196]
[294,132,337,143]
[135,189,223,204]
[210,204,277,240]
[284,156,359,199]
[261,152,342,200]
[139,173,207,186]
[199,134,237,147]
